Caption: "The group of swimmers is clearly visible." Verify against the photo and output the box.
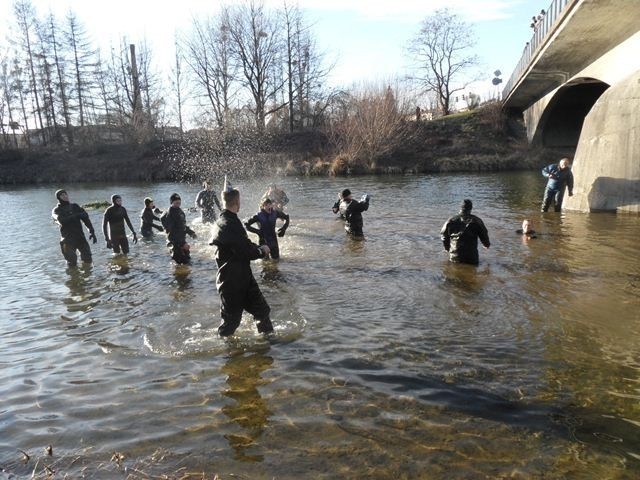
[52,158,572,336]
[51,180,290,268]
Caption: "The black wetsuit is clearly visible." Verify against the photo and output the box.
[245,209,290,259]
[339,197,369,236]
[440,211,491,265]
[140,207,163,237]
[195,189,222,224]
[103,205,135,254]
[209,210,273,336]
[52,201,95,266]
[161,206,195,264]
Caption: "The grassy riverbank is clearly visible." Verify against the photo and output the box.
[0,105,563,185]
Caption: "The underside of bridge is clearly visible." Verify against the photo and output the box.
[563,70,640,213]
[533,80,609,149]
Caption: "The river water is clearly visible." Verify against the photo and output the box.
[1,172,639,479]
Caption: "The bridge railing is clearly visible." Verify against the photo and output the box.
[502,0,577,102]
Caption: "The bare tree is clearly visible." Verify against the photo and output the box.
[35,18,60,142]
[227,0,285,132]
[13,0,45,144]
[408,8,478,116]
[65,11,98,128]
[183,9,236,129]
[168,35,187,136]
[47,12,73,144]
[327,82,409,171]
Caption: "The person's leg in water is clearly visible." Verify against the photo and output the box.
[244,277,273,334]
[553,189,565,212]
[268,244,280,260]
[202,208,216,224]
[541,188,555,212]
[218,293,244,337]
[171,242,191,264]
[61,241,78,267]
[114,236,130,254]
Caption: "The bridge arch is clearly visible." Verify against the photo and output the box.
[532,78,609,149]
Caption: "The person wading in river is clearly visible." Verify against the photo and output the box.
[541,157,574,212]
[332,188,370,237]
[161,193,197,264]
[52,189,97,267]
[245,198,290,260]
[209,179,274,337]
[440,199,491,265]
[103,194,137,254]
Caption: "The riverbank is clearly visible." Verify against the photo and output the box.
[0,105,565,185]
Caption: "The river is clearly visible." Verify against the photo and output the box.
[1,172,639,479]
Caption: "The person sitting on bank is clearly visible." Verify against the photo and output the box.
[541,157,574,212]
[245,198,290,260]
[332,188,370,237]
[103,194,137,254]
[440,199,491,265]
[161,193,197,265]
[140,197,164,238]
[52,189,97,267]
[195,179,222,224]
[209,180,274,337]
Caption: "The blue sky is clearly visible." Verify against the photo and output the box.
[0,0,547,98]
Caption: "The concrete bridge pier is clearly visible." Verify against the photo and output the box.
[564,70,640,213]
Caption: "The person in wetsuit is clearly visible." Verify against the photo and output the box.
[52,189,97,267]
[140,197,164,238]
[195,179,222,224]
[541,158,574,212]
[440,199,491,265]
[161,193,197,264]
[245,198,290,260]
[332,188,370,237]
[103,195,137,254]
[209,188,274,337]
[516,219,537,238]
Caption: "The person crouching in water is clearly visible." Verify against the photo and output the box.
[245,198,290,259]
[103,195,137,254]
[333,188,370,237]
[140,197,164,238]
[209,187,274,337]
[161,193,197,264]
[440,199,490,265]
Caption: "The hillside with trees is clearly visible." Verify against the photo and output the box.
[0,1,547,184]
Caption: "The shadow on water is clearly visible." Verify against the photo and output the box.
[221,346,274,462]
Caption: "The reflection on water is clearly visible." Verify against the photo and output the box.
[0,173,639,478]
[222,347,273,462]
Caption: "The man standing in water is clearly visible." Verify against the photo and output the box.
[195,179,222,224]
[103,195,137,254]
[440,199,490,265]
[209,184,274,337]
[161,193,197,264]
[52,189,97,267]
[541,157,574,212]
[332,188,370,237]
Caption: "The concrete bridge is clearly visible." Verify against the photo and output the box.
[502,0,640,213]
